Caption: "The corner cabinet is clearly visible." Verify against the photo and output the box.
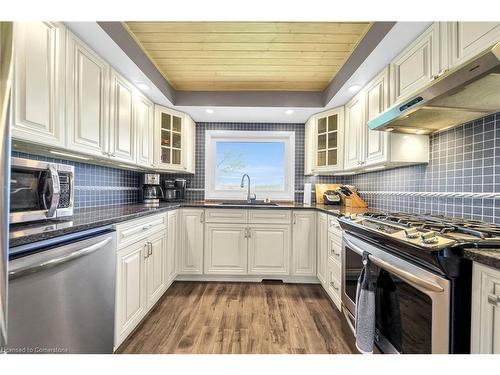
[178,209,204,275]
[154,105,195,173]
[344,93,365,170]
[304,107,344,175]
[471,262,500,354]
[12,22,66,147]
[317,212,328,286]
[292,211,317,276]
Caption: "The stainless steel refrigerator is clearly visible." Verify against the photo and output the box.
[0,21,13,352]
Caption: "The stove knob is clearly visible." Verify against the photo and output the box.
[404,228,420,239]
[420,231,438,244]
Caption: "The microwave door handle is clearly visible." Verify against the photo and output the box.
[46,165,60,218]
[343,236,444,293]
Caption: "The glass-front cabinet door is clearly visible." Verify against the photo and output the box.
[154,105,196,173]
[313,107,344,172]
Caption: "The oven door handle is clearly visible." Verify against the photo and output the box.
[344,236,444,293]
[46,165,60,218]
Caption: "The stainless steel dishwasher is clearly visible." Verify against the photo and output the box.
[7,227,116,354]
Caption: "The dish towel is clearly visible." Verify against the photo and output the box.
[355,251,376,354]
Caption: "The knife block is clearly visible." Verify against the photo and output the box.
[343,191,368,208]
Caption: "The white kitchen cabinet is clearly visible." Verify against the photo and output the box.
[108,70,136,164]
[135,92,154,168]
[389,23,442,105]
[154,105,195,173]
[344,93,365,170]
[166,210,178,285]
[364,67,390,166]
[471,262,500,354]
[304,107,344,175]
[66,31,110,157]
[178,209,204,275]
[204,223,247,275]
[327,257,342,310]
[292,211,316,276]
[450,22,500,68]
[145,230,168,308]
[317,212,328,286]
[12,22,66,147]
[248,224,291,275]
[115,240,147,348]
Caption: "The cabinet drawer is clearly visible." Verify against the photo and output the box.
[205,209,247,223]
[328,216,342,232]
[328,232,342,263]
[115,213,167,248]
[248,209,292,224]
[327,258,342,309]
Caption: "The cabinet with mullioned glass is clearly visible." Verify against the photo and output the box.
[304,106,344,174]
[154,105,195,173]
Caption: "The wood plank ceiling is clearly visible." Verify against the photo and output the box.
[123,22,373,92]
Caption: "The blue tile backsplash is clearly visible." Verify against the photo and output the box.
[11,151,142,209]
[13,111,500,223]
[165,112,500,223]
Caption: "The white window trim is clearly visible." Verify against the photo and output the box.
[205,130,295,201]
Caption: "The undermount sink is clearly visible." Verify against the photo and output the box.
[218,201,279,207]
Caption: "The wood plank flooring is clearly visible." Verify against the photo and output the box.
[118,281,354,354]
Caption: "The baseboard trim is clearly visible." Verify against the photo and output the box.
[175,274,320,284]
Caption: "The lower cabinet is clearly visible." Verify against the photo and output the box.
[114,214,169,349]
[317,212,328,286]
[115,240,147,348]
[204,223,248,275]
[178,209,204,275]
[471,262,500,354]
[326,258,342,310]
[145,230,168,308]
[166,210,178,284]
[248,224,291,275]
[292,211,317,276]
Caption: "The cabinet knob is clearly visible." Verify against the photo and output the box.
[487,294,500,307]
[330,281,339,291]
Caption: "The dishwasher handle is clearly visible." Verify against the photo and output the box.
[9,236,113,279]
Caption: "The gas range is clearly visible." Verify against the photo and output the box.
[337,211,495,353]
[341,211,500,250]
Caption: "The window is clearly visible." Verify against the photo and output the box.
[205,131,295,200]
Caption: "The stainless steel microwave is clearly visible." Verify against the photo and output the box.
[10,157,74,224]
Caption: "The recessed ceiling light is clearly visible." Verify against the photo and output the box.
[136,83,150,91]
[348,85,361,93]
[386,127,394,132]
[285,109,294,115]
[205,109,214,114]
[415,129,426,134]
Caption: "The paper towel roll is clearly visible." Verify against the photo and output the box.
[303,183,312,205]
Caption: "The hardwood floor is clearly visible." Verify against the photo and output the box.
[118,281,354,354]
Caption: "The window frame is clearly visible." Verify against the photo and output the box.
[205,130,295,201]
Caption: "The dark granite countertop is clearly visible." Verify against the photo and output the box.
[9,201,369,248]
[463,248,500,270]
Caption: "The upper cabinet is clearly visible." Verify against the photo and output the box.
[12,22,66,147]
[344,94,365,170]
[449,22,500,67]
[389,23,442,105]
[154,105,195,173]
[66,31,110,157]
[134,92,154,168]
[364,67,390,166]
[304,106,344,175]
[108,70,136,164]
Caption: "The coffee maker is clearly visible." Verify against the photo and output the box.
[142,173,163,208]
[162,178,187,201]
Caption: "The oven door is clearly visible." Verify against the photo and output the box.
[341,232,450,354]
[10,158,60,223]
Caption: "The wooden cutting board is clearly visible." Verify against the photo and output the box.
[315,183,342,204]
